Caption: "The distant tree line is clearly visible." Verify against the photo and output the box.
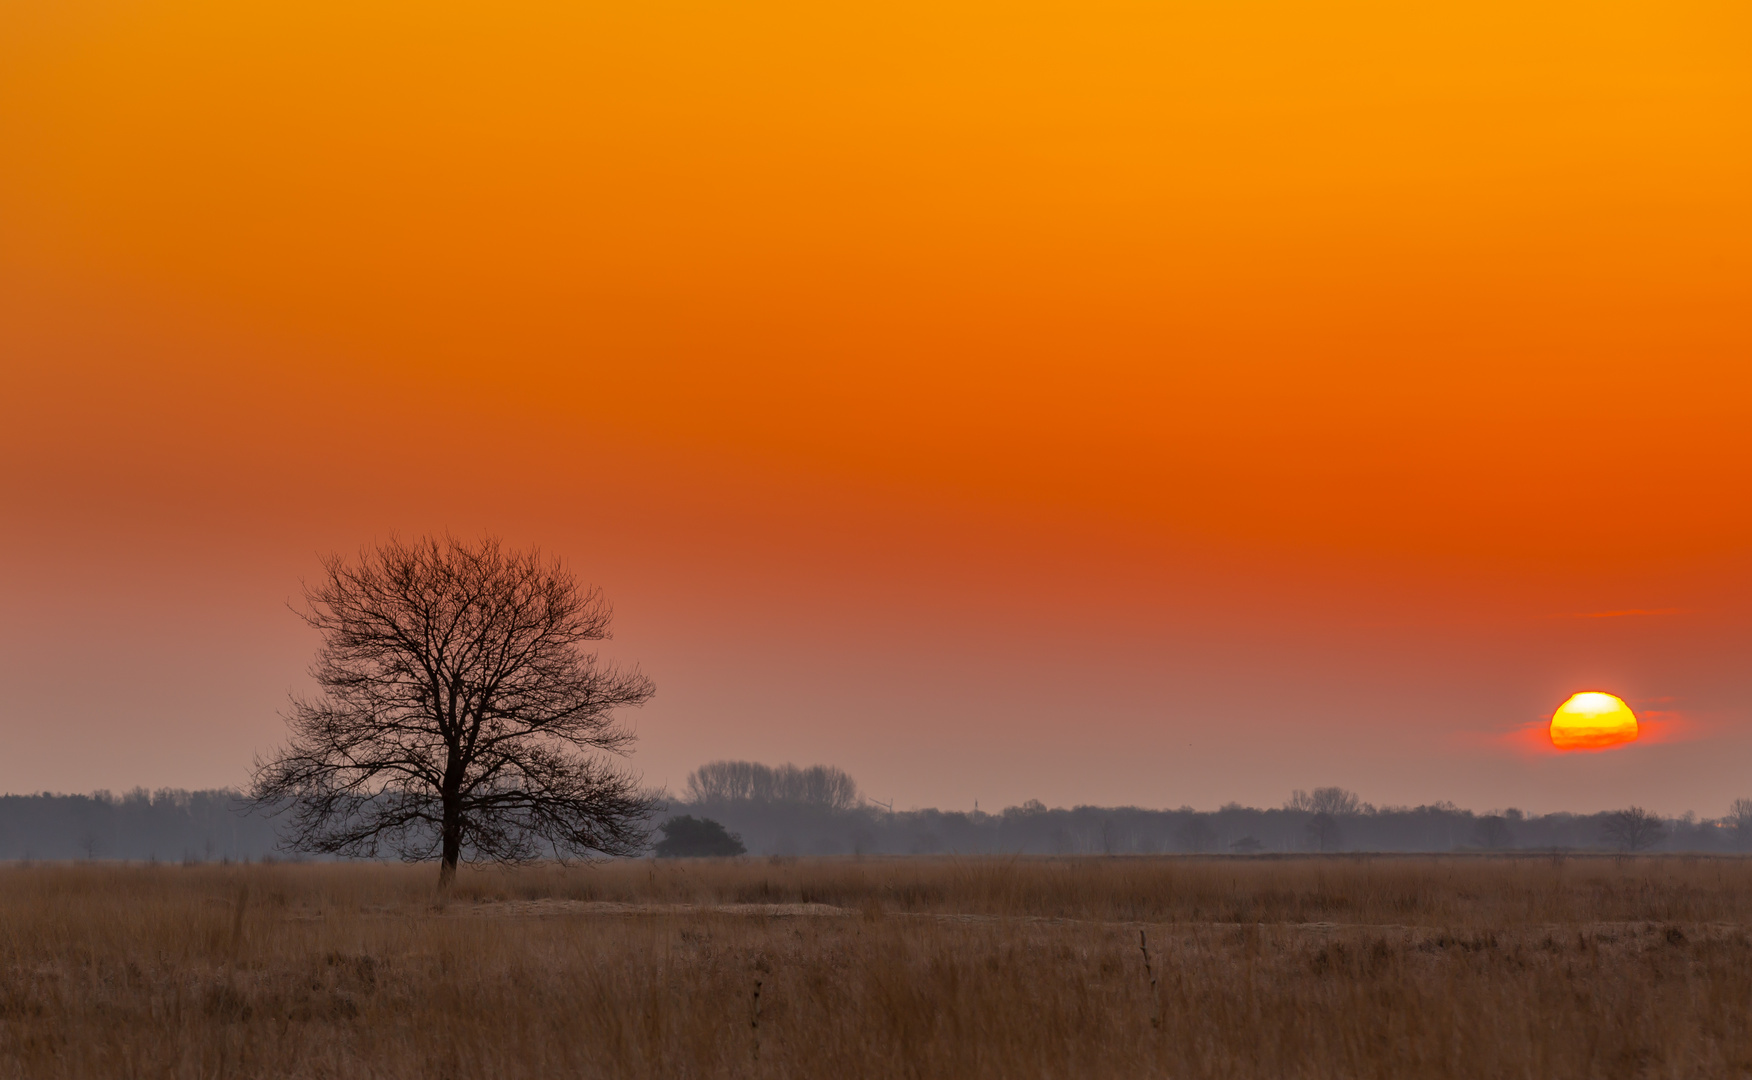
[5,773,1752,861]
[669,765,1752,858]
[0,789,281,862]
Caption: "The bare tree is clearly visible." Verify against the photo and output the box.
[1286,787,1362,852]
[250,535,656,886]
[1600,806,1665,853]
[1286,787,1362,816]
[1726,798,1752,850]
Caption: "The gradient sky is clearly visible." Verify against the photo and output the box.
[3,0,1750,815]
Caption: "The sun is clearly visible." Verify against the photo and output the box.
[1549,692,1639,751]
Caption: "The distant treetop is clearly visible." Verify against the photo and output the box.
[1285,788,1365,816]
[684,761,860,811]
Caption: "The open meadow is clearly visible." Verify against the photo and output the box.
[3,855,1751,1079]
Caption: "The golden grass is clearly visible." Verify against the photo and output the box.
[3,856,1751,1078]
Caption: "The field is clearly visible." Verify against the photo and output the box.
[3,856,1751,1079]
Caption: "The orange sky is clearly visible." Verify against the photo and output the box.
[3,0,1750,813]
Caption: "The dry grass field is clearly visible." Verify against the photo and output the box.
[3,855,1751,1079]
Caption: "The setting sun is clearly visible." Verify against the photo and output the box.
[1549,692,1639,751]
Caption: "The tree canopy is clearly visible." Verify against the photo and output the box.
[653,815,746,858]
[251,535,655,883]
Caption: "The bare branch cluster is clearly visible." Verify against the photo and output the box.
[251,535,656,880]
[684,761,860,811]
[1729,798,1752,850]
[1285,787,1362,816]
[1600,806,1665,853]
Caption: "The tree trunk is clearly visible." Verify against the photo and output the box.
[438,739,464,889]
[438,794,462,889]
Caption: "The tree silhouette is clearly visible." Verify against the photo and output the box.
[251,535,656,885]
[685,762,860,810]
[1600,806,1664,853]
[1306,812,1342,852]
[1287,787,1362,816]
[1726,798,1752,850]
[1288,787,1360,851]
[654,816,746,857]
[1472,815,1513,850]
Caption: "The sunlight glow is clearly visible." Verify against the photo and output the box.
[1549,691,1638,751]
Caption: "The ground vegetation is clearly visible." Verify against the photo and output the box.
[2,857,1751,1078]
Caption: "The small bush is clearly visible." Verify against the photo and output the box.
[654,816,746,858]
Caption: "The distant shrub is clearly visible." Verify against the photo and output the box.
[654,816,746,858]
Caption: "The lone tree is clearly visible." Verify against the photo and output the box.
[251,535,656,885]
[1600,806,1665,853]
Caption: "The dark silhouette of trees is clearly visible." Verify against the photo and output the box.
[1600,806,1665,853]
[250,535,656,886]
[1288,787,1360,851]
[0,789,279,862]
[1727,798,1752,850]
[654,816,746,857]
[1288,787,1363,816]
[1473,815,1513,850]
[1175,815,1218,853]
[685,761,860,811]
[1306,812,1342,851]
